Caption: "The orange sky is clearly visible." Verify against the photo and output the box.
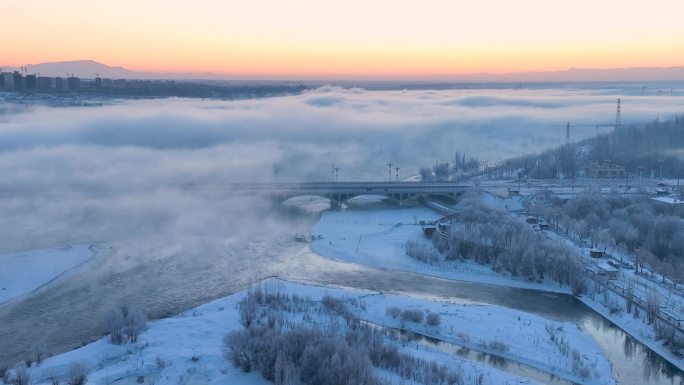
[3,0,684,78]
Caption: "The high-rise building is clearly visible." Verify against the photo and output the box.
[1,73,15,91]
[12,72,24,92]
[54,77,65,91]
[37,77,53,91]
[67,76,80,90]
[25,74,37,92]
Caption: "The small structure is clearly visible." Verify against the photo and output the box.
[655,183,669,195]
[294,233,309,243]
[586,161,625,178]
[596,261,619,280]
[422,224,437,237]
[526,216,538,224]
[589,248,605,258]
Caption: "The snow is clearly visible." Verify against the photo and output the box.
[26,279,613,385]
[310,206,571,293]
[0,244,99,305]
[359,291,613,385]
[650,196,684,205]
[479,191,525,212]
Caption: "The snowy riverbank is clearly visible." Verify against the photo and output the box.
[310,201,684,374]
[0,244,101,305]
[310,206,571,294]
[17,279,613,385]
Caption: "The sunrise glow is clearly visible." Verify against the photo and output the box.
[3,0,684,78]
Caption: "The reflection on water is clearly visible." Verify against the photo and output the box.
[581,317,683,385]
[367,321,573,385]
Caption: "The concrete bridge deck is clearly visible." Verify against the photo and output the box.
[229,181,473,204]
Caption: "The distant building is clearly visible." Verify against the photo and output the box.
[54,77,65,90]
[0,72,12,90]
[596,262,619,280]
[12,72,24,92]
[37,76,53,91]
[587,161,625,178]
[67,76,80,90]
[25,74,37,92]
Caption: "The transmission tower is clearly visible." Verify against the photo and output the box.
[566,122,570,145]
[615,98,621,131]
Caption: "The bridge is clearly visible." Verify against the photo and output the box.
[229,181,473,205]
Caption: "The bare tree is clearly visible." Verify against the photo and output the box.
[426,312,441,327]
[105,304,147,345]
[238,296,259,329]
[66,362,88,385]
[31,342,48,366]
[9,363,30,385]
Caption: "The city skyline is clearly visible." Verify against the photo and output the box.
[3,0,684,79]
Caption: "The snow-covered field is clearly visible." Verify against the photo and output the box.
[310,206,570,293]
[0,244,99,305]
[20,279,613,385]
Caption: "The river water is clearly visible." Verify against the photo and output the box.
[1,226,683,384]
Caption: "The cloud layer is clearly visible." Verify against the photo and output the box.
[1,85,683,251]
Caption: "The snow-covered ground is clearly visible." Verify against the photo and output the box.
[310,206,570,293]
[0,244,100,305]
[21,279,612,385]
[361,290,613,385]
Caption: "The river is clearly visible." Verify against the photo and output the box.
[0,226,682,384]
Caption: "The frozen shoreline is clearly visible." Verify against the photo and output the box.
[0,244,101,306]
[23,278,611,385]
[310,204,684,374]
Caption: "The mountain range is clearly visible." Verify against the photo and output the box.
[2,60,684,82]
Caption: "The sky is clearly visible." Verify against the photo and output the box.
[3,0,684,78]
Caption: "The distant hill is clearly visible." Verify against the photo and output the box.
[0,60,220,80]
[466,66,684,83]
[2,60,684,81]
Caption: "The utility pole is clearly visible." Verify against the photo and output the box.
[615,98,621,131]
[625,167,629,190]
[572,172,575,192]
[566,122,570,146]
[658,159,664,179]
[387,163,393,182]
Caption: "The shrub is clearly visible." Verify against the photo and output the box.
[31,342,48,366]
[426,312,441,326]
[0,367,7,384]
[487,340,509,353]
[238,296,259,329]
[385,307,401,319]
[9,363,30,385]
[400,309,424,324]
[105,304,147,345]
[66,362,88,385]
[223,329,252,372]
